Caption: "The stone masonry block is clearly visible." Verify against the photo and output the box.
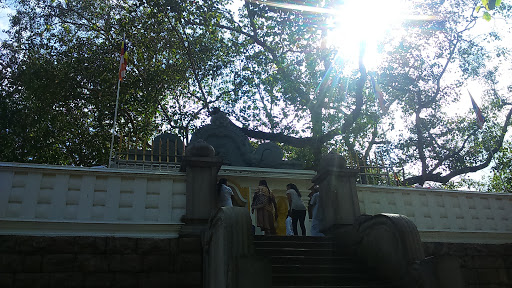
[83,272,114,288]
[0,254,23,273]
[139,272,172,287]
[50,272,84,288]
[0,273,14,288]
[471,256,505,269]
[170,238,178,254]
[178,237,202,252]
[108,254,142,272]
[0,236,18,253]
[497,268,510,284]
[477,268,501,284]
[15,273,51,288]
[42,254,76,272]
[106,238,137,254]
[15,237,49,253]
[177,271,202,287]
[505,256,512,268]
[45,237,77,253]
[137,238,170,254]
[76,254,109,272]
[23,255,42,272]
[142,255,172,272]
[74,237,107,254]
[462,268,478,285]
[112,272,139,288]
[177,253,202,272]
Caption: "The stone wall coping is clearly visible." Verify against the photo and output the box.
[219,165,316,179]
[0,162,186,177]
[0,220,183,238]
[357,184,512,197]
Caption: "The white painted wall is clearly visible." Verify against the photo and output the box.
[358,185,512,243]
[1,162,511,243]
[0,162,186,237]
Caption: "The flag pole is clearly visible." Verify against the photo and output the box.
[109,33,126,168]
[108,79,122,168]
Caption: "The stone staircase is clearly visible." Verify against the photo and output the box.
[253,235,398,288]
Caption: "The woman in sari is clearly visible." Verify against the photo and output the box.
[251,180,278,235]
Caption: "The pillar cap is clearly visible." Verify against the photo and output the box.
[186,139,215,157]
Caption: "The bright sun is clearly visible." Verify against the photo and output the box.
[327,0,411,72]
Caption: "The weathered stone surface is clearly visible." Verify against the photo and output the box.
[51,272,84,288]
[177,271,202,287]
[471,255,505,269]
[0,236,17,253]
[0,235,203,288]
[42,254,76,272]
[178,237,201,252]
[15,237,49,253]
[112,272,139,288]
[142,255,171,272]
[23,255,42,272]
[74,237,107,254]
[139,272,171,287]
[76,254,109,272]
[178,254,202,272]
[46,237,77,253]
[15,272,51,288]
[108,254,142,272]
[0,273,14,288]
[137,238,170,254]
[477,268,501,284]
[0,254,23,273]
[106,238,137,254]
[83,272,114,288]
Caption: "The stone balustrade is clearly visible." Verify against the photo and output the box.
[1,162,511,243]
[357,185,512,243]
[0,162,186,238]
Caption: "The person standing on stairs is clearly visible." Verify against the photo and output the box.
[308,184,324,236]
[217,178,234,207]
[286,183,307,236]
[251,180,278,235]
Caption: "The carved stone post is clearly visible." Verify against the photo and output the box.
[180,140,223,236]
[312,152,360,233]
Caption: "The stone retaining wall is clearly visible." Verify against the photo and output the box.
[424,242,512,288]
[0,235,202,288]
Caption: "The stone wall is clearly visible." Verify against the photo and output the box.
[424,242,512,288]
[0,235,202,288]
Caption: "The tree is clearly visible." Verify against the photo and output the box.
[1,0,511,187]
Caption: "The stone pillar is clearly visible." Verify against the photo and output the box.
[312,152,360,233]
[179,140,223,236]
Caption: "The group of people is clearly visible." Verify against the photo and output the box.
[217,178,323,236]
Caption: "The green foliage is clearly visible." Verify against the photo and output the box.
[477,0,503,21]
[488,143,512,193]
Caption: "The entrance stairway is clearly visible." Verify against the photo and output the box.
[253,235,398,288]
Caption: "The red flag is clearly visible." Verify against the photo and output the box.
[370,75,388,114]
[118,39,128,81]
[468,91,485,129]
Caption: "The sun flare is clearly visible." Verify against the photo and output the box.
[327,0,410,71]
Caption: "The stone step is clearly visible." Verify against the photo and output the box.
[253,235,398,288]
[272,273,387,287]
[269,255,353,266]
[256,247,336,257]
[254,239,335,250]
[254,235,333,242]
[273,285,396,288]
[272,264,364,275]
